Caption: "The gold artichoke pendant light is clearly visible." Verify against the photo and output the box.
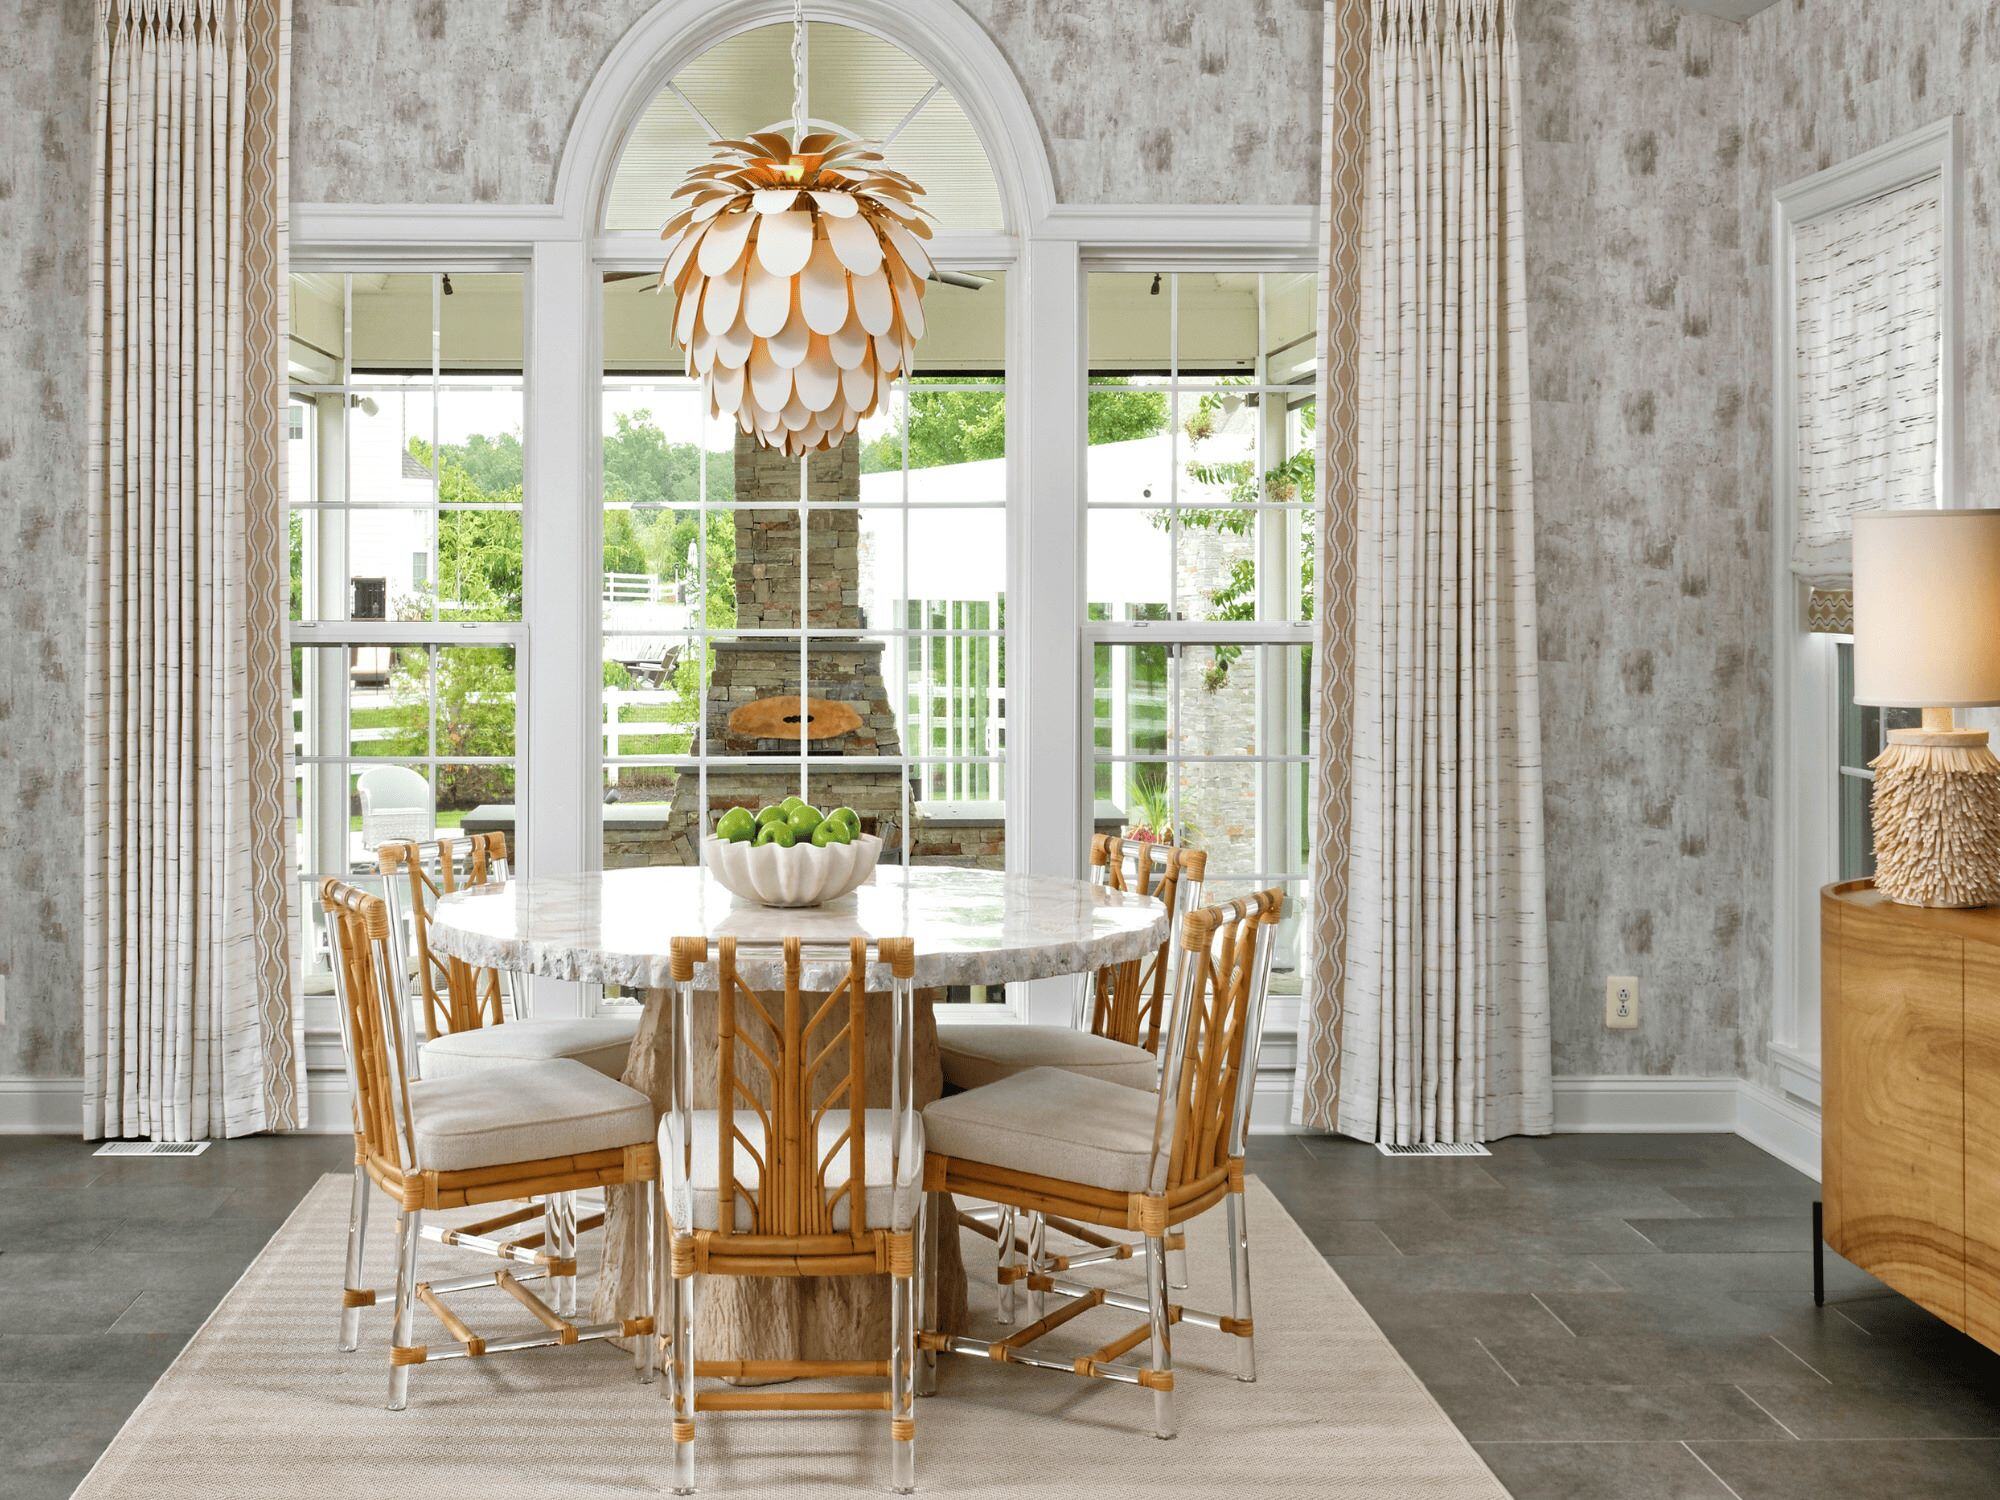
[657,0,934,457]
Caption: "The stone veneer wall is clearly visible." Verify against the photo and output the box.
[658,432,912,860]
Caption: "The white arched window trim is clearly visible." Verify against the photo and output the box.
[293,0,1315,1036]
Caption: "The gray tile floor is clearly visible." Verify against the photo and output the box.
[1247,1132,2000,1500]
[6,1130,1998,1498]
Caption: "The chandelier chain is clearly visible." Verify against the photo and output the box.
[790,0,806,141]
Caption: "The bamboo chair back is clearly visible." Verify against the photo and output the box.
[378,833,512,1039]
[320,878,421,1174]
[1147,889,1284,1195]
[666,936,918,1249]
[1086,835,1207,1052]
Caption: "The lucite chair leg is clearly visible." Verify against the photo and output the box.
[1025,1211,1047,1322]
[1227,1189,1257,1382]
[1167,1224,1188,1291]
[915,1193,939,1397]
[634,1182,657,1383]
[387,1207,423,1411]
[665,1258,697,1495]
[338,1163,372,1352]
[547,1192,579,1317]
[1145,1233,1176,1440]
[995,1204,1017,1326]
[890,1259,915,1494]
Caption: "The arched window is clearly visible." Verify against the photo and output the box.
[592,17,1013,934]
[603,21,1003,233]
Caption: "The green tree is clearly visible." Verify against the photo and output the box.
[408,433,524,619]
[860,376,1168,473]
[1171,391,1316,688]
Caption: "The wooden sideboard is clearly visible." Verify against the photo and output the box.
[1821,879,2000,1350]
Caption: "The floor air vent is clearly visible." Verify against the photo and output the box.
[93,1140,211,1158]
[1375,1141,1490,1158]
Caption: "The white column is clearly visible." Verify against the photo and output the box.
[1009,236,1088,1025]
[522,239,595,1019]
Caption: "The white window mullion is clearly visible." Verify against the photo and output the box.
[1012,235,1087,1025]
[524,238,593,1019]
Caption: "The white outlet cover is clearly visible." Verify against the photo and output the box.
[1605,975,1639,1030]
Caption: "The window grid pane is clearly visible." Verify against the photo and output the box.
[600,274,1010,882]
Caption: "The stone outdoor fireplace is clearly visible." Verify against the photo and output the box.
[577,432,1121,874]
[650,438,916,865]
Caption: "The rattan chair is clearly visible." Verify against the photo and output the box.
[944,836,1205,1304]
[321,878,661,1409]
[919,890,1283,1438]
[657,935,922,1495]
[938,836,1205,1092]
[377,835,641,1290]
[379,835,639,1081]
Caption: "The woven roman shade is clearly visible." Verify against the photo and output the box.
[1789,175,1943,590]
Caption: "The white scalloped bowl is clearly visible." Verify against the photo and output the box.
[703,832,883,908]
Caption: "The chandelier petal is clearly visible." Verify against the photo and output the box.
[659,125,930,455]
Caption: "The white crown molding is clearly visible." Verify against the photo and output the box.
[1042,202,1317,260]
[297,201,1318,265]
[293,202,570,256]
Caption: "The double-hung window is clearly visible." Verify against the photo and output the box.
[1084,270,1317,1016]
[287,269,528,996]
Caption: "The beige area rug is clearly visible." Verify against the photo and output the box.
[75,1176,1506,1498]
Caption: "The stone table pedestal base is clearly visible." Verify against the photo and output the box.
[592,987,969,1372]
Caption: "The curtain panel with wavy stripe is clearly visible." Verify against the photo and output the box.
[83,0,302,1139]
[1296,0,1552,1143]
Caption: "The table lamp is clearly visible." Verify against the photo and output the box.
[1852,509,2000,907]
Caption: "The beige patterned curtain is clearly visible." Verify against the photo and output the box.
[83,0,301,1139]
[1292,0,1369,1130]
[1308,0,1552,1143]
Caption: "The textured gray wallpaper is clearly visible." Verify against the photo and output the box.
[0,0,94,1078]
[1518,0,1767,1082]
[289,0,1324,207]
[7,1,1993,1090]
[1734,0,2000,1087]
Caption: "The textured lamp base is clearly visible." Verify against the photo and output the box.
[1870,721,2000,908]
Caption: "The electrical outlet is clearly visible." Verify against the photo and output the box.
[1605,975,1639,1030]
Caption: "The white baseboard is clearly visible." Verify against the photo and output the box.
[1554,1073,1821,1182]
[2,1065,1823,1180]
[0,1076,83,1133]
[1552,1075,1743,1133]
[1735,1078,1823,1180]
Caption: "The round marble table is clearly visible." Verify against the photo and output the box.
[427,865,1168,1372]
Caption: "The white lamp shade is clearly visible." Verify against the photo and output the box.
[1852,509,2000,708]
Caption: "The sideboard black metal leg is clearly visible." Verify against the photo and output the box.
[1812,1199,1825,1307]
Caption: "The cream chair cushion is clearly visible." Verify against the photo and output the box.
[922,1066,1162,1194]
[937,1022,1156,1092]
[419,1015,638,1081]
[660,1108,922,1233]
[409,1060,654,1172]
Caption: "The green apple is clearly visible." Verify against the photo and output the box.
[715,807,757,843]
[754,805,790,828]
[787,803,823,838]
[828,806,861,835]
[779,795,805,813]
[811,818,853,847]
[755,821,797,848]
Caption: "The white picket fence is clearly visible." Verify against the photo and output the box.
[603,571,676,606]
[603,687,689,780]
